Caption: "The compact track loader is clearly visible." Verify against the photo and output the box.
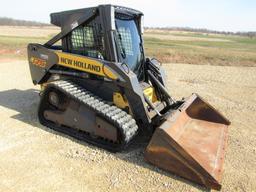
[27,5,230,190]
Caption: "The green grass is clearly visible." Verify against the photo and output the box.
[0,35,46,45]
[0,35,48,59]
[143,32,256,66]
[0,30,256,66]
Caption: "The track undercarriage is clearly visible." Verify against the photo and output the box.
[38,80,138,152]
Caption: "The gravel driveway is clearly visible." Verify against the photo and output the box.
[0,60,255,192]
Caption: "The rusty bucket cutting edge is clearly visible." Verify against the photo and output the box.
[145,93,230,190]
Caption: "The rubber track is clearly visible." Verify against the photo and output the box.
[39,80,138,152]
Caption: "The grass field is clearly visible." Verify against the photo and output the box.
[144,29,256,66]
[0,26,59,60]
[0,26,256,66]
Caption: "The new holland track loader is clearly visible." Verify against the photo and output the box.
[27,5,230,190]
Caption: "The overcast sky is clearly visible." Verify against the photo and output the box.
[1,0,255,32]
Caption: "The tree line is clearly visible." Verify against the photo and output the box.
[145,27,256,38]
[0,17,50,27]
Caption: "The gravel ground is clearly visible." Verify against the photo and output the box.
[0,60,255,192]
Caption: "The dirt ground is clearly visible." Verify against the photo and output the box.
[0,60,255,192]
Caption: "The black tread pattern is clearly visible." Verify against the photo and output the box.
[39,80,138,151]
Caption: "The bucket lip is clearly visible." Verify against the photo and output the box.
[179,93,231,125]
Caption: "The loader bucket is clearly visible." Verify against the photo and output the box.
[145,93,230,190]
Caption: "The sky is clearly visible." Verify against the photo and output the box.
[1,0,255,32]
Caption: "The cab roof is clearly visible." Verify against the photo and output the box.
[50,4,143,27]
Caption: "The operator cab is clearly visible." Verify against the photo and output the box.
[50,5,145,79]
